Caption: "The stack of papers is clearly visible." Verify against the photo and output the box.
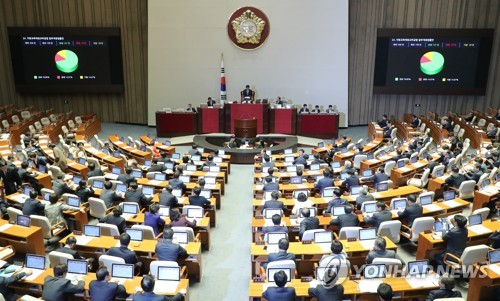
[76,236,94,246]
[317,243,332,253]
[423,204,443,212]
[442,200,461,208]
[358,279,382,293]
[24,269,46,281]
[468,225,491,235]
[359,240,375,249]
[10,194,28,203]
[405,275,439,288]
[153,281,180,293]
[0,224,13,232]
[266,245,279,254]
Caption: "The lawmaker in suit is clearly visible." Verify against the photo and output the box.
[262,214,288,236]
[99,207,127,234]
[45,192,83,227]
[48,143,68,172]
[52,174,74,197]
[168,171,186,192]
[263,176,279,191]
[342,169,360,191]
[0,162,21,195]
[267,238,296,266]
[299,208,320,240]
[425,275,462,301]
[262,270,297,301]
[326,188,348,213]
[89,266,127,301]
[363,202,392,230]
[299,104,310,114]
[329,204,359,230]
[86,162,104,178]
[365,237,405,267]
[117,167,136,186]
[445,166,465,189]
[396,194,422,227]
[168,208,196,228]
[22,190,45,216]
[106,233,140,266]
[378,114,388,127]
[132,275,184,301]
[434,214,468,268]
[100,181,122,208]
[159,185,179,208]
[125,182,153,209]
[314,170,334,193]
[188,186,211,208]
[75,180,94,203]
[362,167,389,185]
[240,84,254,103]
[464,163,483,183]
[42,264,85,301]
[147,158,167,173]
[155,228,188,262]
[308,268,344,301]
[411,115,420,128]
[56,236,86,260]
[355,189,374,210]
[262,191,286,214]
[0,268,32,301]
[207,97,217,106]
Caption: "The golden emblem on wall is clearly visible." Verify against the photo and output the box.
[231,9,266,44]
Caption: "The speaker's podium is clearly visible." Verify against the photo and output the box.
[234,119,257,138]
[224,103,269,135]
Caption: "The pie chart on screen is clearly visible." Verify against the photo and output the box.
[420,51,444,75]
[54,50,78,73]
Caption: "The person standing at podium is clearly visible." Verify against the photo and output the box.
[207,97,217,106]
[240,84,254,103]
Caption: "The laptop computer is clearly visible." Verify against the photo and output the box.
[218,149,225,156]
[111,263,134,283]
[187,207,204,222]
[367,153,374,160]
[17,215,30,227]
[262,166,270,174]
[172,189,182,198]
[331,162,341,169]
[316,175,324,181]
[200,189,211,199]
[38,165,47,173]
[211,159,222,166]
[186,164,197,172]
[392,198,407,210]
[142,186,155,196]
[66,259,88,280]
[363,264,386,279]
[469,214,482,226]
[397,160,405,168]
[179,175,190,184]
[112,167,121,175]
[172,232,189,245]
[379,150,386,157]
[333,206,346,216]
[419,195,433,206]
[116,183,127,193]
[363,203,377,214]
[123,203,139,216]
[43,192,51,201]
[197,147,205,154]
[317,142,324,148]
[350,185,362,195]
[154,266,181,293]
[24,254,46,280]
[435,169,444,177]
[209,165,220,172]
[284,156,294,163]
[362,169,373,177]
[286,166,296,173]
[314,231,333,244]
[266,233,288,245]
[164,140,172,146]
[434,220,449,233]
[340,173,349,180]
[359,228,377,241]
[143,160,152,167]
[341,148,347,153]
[191,155,201,162]
[23,187,33,196]
[443,190,455,201]
[264,209,283,219]
[72,175,82,185]
[310,164,320,171]
[125,228,143,241]
[172,153,181,160]
[376,183,388,192]
[113,151,121,159]
[284,149,293,155]
[92,180,104,189]
[204,177,217,185]
[78,158,86,165]
[84,225,101,237]
[290,176,302,184]
[165,162,174,170]
[488,249,500,264]
[158,206,170,217]
[263,191,276,201]
[407,260,430,277]
[410,156,418,164]
[67,196,80,208]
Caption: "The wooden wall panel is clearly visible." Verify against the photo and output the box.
[349,0,500,125]
[0,0,148,124]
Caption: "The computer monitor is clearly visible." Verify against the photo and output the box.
[25,254,46,270]
[218,149,225,156]
[141,186,154,196]
[186,164,197,172]
[340,173,349,180]
[23,186,33,196]
[165,162,174,170]
[350,185,362,195]
[315,175,324,182]
[263,191,276,201]
[264,209,283,219]
[367,153,374,160]
[355,143,361,149]
[436,169,444,177]
[419,195,433,206]
[112,167,121,175]
[488,249,500,264]
[38,165,47,173]
[172,232,188,244]
[392,198,407,210]
[379,150,386,156]
[197,147,205,154]
[481,179,491,189]
[434,220,449,232]
[299,207,317,218]
[407,260,430,276]
[67,259,88,276]
[111,263,134,279]
[314,231,333,244]
[43,192,50,201]
[469,214,482,226]
[286,166,296,173]
[363,264,386,279]
[158,206,170,217]
[153,173,166,181]
[157,266,181,281]
[179,175,190,184]
[113,151,121,158]
[331,162,341,169]
[341,147,347,153]
[284,156,294,163]
[67,196,80,207]
[164,140,172,146]
[191,155,201,162]
[443,190,455,201]
[290,176,302,184]
[284,149,293,155]
[187,208,204,219]
[172,153,181,160]
[202,177,216,185]
[123,203,138,214]
[363,203,377,213]
[333,206,346,216]
[362,169,373,177]
[376,183,388,192]
[293,190,309,199]
[200,189,211,199]
[84,225,101,237]
[172,189,182,198]
[116,183,127,193]
[209,165,221,172]
[78,158,86,165]
[72,175,82,185]
[421,151,428,159]
[411,156,418,164]
[267,268,292,283]
[125,228,143,241]
[359,228,377,240]
[266,233,287,244]
[397,160,405,168]
[317,142,324,148]
[310,164,320,171]
[16,215,30,227]
[144,160,151,167]
[92,180,104,189]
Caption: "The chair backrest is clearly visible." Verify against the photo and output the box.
[409,217,435,242]
[453,124,460,133]
[146,172,161,180]
[266,260,296,281]
[301,229,325,241]
[377,221,402,243]
[431,165,445,178]
[457,128,465,138]
[68,120,76,129]
[127,136,134,144]
[21,111,31,120]
[75,116,83,125]
[49,114,57,123]
[446,158,456,173]
[86,157,102,169]
[489,167,498,182]
[41,117,50,126]
[88,197,108,219]
[48,251,73,268]
[30,215,53,239]
[131,225,156,240]
[417,191,435,204]
[477,118,486,127]
[338,227,362,240]
[12,115,20,123]
[7,207,22,224]
[353,155,367,169]
[98,254,125,270]
[149,260,179,278]
[390,128,398,140]
[471,208,490,221]
[28,125,36,135]
[372,257,403,275]
[420,168,431,187]
[486,123,495,132]
[171,226,195,242]
[87,176,106,188]
[347,143,355,151]
[1,120,9,129]
[458,180,476,199]
[96,223,120,237]
[49,166,63,180]
[460,244,489,266]
[476,173,489,188]
[384,161,396,176]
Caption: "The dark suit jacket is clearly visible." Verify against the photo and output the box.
[87,169,104,178]
[263,182,280,191]
[207,100,217,106]
[427,161,439,173]
[445,173,466,189]
[330,213,359,230]
[378,119,387,128]
[268,251,296,265]
[52,179,74,197]
[125,190,152,208]
[342,175,360,190]
[147,165,166,173]
[0,272,27,301]
[364,210,392,229]
[355,195,374,209]
[100,189,121,208]
[56,246,84,260]
[308,284,344,301]
[443,227,468,257]
[411,118,420,128]
[366,173,389,185]
[262,225,288,236]
[42,276,85,301]
[262,200,286,213]
[366,249,405,267]
[0,168,21,195]
[425,289,462,301]
[293,157,308,167]
[158,192,178,207]
[299,217,320,239]
[116,174,136,185]
[326,198,348,213]
[263,286,297,301]
[133,291,182,301]
[106,246,138,264]
[89,280,127,301]
[465,171,483,183]
[188,195,210,208]
[168,179,185,190]
[22,198,45,216]
[155,239,188,261]
[99,215,127,233]
[397,203,423,227]
[75,187,95,203]
[315,178,334,193]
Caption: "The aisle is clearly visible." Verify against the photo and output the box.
[189,164,254,300]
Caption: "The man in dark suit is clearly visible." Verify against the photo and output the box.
[262,270,297,301]
[425,275,462,301]
[262,214,288,236]
[378,114,388,128]
[106,233,140,266]
[22,190,45,216]
[18,161,40,191]
[434,214,468,268]
[168,171,186,192]
[342,169,360,191]
[267,238,296,265]
[299,104,310,114]
[293,154,308,167]
[56,236,86,260]
[326,188,348,213]
[377,283,393,301]
[363,202,392,230]
[158,185,178,207]
[99,208,127,234]
[263,176,279,191]
[445,166,466,189]
[355,189,374,210]
[365,237,405,267]
[147,158,166,173]
[362,167,389,185]
[261,155,275,170]
[203,155,216,167]
[464,163,483,183]
[117,167,136,186]
[87,162,104,178]
[0,162,21,195]
[397,194,422,227]
[100,181,122,208]
[188,186,211,208]
[155,228,188,262]
[262,191,286,214]
[207,97,217,106]
[411,115,420,128]
[132,275,184,301]
[299,208,320,240]
[311,153,325,164]
[426,155,439,174]
[157,152,172,164]
[75,180,94,203]
[89,266,127,301]
[315,170,334,193]
[383,122,393,138]
[0,268,32,301]
[28,151,47,169]
[52,174,74,197]
[241,84,254,103]
[330,204,359,230]
[42,264,85,301]
[125,182,153,209]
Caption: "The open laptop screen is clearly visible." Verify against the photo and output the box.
[116,183,127,193]
[125,229,143,241]
[363,264,386,279]
[469,214,482,226]
[123,203,138,214]
[111,263,134,279]
[67,197,80,207]
[362,170,373,177]
[407,260,429,276]
[264,209,283,219]
[112,167,121,175]
[67,259,88,275]
[172,232,188,244]
[314,231,333,244]
[359,228,377,240]
[154,173,166,181]
[93,180,104,189]
[267,233,287,245]
[488,249,500,264]
[157,266,181,281]
[84,225,101,237]
[443,190,455,201]
[142,186,154,196]
[17,215,30,227]
[419,195,433,206]
[26,254,46,270]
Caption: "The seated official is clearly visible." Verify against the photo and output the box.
[445,166,466,189]
[100,181,123,208]
[377,283,393,301]
[100,207,127,234]
[397,194,422,227]
[262,214,288,236]
[57,236,86,260]
[89,266,128,301]
[0,268,32,301]
[299,104,310,114]
[363,202,392,230]
[464,163,483,183]
[378,114,388,128]
[262,270,297,301]
[203,155,216,167]
[366,237,405,267]
[425,275,462,301]
[329,204,359,230]
[314,170,334,193]
[311,153,325,164]
[42,264,85,301]
[262,155,275,169]
[411,114,420,128]
[147,159,167,173]
[355,188,374,210]
[241,84,254,103]
[52,173,75,197]
[186,103,196,113]
[342,169,360,191]
[22,190,45,216]
[263,176,279,191]
[207,97,217,106]
[145,203,165,236]
[299,208,320,240]
[168,208,196,228]
[117,167,136,186]
[362,166,388,185]
[325,104,338,114]
[105,233,141,268]
[326,188,348,213]
[159,185,178,208]
[188,186,211,208]
[266,238,296,266]
[132,274,184,301]
[319,240,349,267]
[125,182,153,209]
[293,154,308,167]
[489,230,500,249]
[434,214,468,268]
[155,228,188,262]
[75,180,94,203]
[87,162,104,178]
[291,192,314,215]
[158,152,172,164]
[169,171,186,192]
[45,192,84,228]
[262,191,286,213]
[308,267,344,301]
[311,105,321,113]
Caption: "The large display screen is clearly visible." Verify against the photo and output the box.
[8,27,124,93]
[373,29,493,95]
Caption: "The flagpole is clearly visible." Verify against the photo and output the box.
[220,53,226,105]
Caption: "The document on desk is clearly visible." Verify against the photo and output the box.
[412,162,425,168]
[359,240,376,249]
[442,200,461,208]
[153,280,179,294]
[148,180,163,186]
[23,269,46,281]
[398,167,412,173]
[10,194,28,203]
[423,204,443,212]
[0,224,13,232]
[205,172,219,177]
[488,263,500,276]
[76,236,94,246]
[317,243,332,253]
[468,225,491,235]
[405,275,439,288]
[266,245,279,254]
[204,184,216,189]
[358,279,382,293]
[297,184,308,189]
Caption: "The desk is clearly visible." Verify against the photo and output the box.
[345,186,423,203]
[420,117,448,145]
[450,116,489,149]
[224,103,269,134]
[140,135,175,156]
[155,112,198,137]
[75,116,101,141]
[0,220,45,255]
[468,264,500,301]
[108,135,152,164]
[473,186,500,211]
[269,108,297,134]
[390,159,430,188]
[395,120,416,140]
[297,114,339,139]
[368,122,384,140]
[198,107,224,133]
